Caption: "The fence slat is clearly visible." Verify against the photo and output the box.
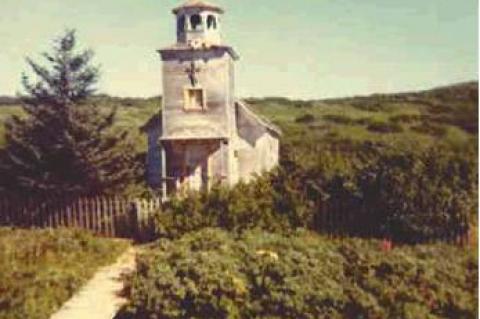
[110,197,116,237]
[112,197,118,237]
[96,197,102,235]
[81,198,88,232]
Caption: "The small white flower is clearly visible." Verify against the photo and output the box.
[256,249,279,261]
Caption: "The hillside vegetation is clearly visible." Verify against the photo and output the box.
[247,81,477,164]
[0,82,476,157]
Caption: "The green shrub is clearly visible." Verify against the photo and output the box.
[345,145,477,243]
[411,122,448,137]
[367,121,404,133]
[295,113,315,124]
[389,114,422,124]
[323,114,355,125]
[294,101,314,108]
[154,176,292,239]
[152,144,476,244]
[0,228,128,319]
[122,229,477,319]
[350,100,386,112]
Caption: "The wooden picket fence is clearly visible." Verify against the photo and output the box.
[0,196,162,240]
[311,200,472,245]
[0,195,471,245]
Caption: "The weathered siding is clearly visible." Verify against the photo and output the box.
[161,51,234,140]
[234,101,281,181]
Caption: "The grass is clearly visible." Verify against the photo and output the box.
[0,227,129,319]
[248,88,475,151]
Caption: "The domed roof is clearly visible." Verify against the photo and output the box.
[172,0,224,14]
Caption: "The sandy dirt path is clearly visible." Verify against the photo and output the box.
[50,247,136,319]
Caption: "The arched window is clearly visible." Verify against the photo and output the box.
[177,15,186,33]
[190,14,202,30]
[207,15,217,30]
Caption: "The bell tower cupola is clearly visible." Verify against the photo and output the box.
[173,0,224,47]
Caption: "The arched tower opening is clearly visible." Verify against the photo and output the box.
[174,0,223,46]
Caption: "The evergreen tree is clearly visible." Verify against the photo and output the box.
[0,30,138,197]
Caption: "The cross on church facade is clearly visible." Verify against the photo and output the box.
[185,60,201,86]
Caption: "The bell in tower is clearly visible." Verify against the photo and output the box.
[174,0,224,47]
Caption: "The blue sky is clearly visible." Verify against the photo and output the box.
[0,0,477,99]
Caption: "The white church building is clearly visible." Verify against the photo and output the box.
[144,0,281,197]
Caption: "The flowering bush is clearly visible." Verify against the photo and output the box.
[122,229,477,319]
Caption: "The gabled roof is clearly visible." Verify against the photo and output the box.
[236,100,282,137]
[173,0,224,14]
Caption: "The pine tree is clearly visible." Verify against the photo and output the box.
[0,30,139,197]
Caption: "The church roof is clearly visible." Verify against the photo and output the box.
[236,100,282,137]
[172,0,224,14]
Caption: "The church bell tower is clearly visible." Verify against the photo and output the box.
[158,0,239,197]
[174,0,223,47]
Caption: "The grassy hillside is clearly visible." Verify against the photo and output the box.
[247,81,477,164]
[0,81,476,159]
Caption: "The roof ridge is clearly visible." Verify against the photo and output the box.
[236,99,282,136]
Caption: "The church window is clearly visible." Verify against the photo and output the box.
[184,88,206,111]
[177,15,186,33]
[207,15,217,29]
[190,14,202,30]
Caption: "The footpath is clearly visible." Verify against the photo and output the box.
[50,247,137,319]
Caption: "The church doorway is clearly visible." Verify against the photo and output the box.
[183,144,210,192]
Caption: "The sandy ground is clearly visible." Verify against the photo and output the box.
[50,247,136,319]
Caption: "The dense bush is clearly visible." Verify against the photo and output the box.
[153,143,477,244]
[389,114,422,124]
[348,144,476,243]
[122,229,477,319]
[411,122,448,137]
[323,114,355,125]
[367,121,404,133]
[0,228,128,319]
[295,113,315,123]
[154,176,291,239]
